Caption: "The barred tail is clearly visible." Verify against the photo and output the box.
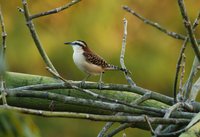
[106,64,131,75]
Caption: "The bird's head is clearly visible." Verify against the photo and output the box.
[64,40,89,52]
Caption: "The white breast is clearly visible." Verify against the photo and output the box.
[72,47,103,75]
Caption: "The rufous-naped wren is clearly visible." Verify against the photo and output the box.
[64,40,129,87]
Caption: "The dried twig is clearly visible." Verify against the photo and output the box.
[173,12,200,103]
[178,54,186,98]
[154,103,182,135]
[120,18,136,87]
[21,0,58,74]
[178,0,200,61]
[144,115,155,134]
[173,39,188,103]
[0,105,190,124]
[0,81,7,105]
[0,7,7,105]
[189,77,200,101]
[183,58,199,101]
[123,6,187,41]
[0,7,7,56]
[106,123,132,137]
[30,0,81,19]
[133,91,152,105]
[97,122,114,137]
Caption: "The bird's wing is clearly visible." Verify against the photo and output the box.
[83,52,110,69]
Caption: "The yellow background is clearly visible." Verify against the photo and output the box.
[1,0,200,136]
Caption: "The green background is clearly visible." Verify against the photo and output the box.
[1,0,200,136]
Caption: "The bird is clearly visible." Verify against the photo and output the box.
[64,40,130,88]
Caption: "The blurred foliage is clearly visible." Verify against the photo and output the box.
[0,0,200,136]
[0,111,40,137]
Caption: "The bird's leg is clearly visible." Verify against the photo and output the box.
[80,74,91,87]
[98,72,104,89]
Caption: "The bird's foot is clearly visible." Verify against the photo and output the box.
[80,80,85,88]
[98,81,104,89]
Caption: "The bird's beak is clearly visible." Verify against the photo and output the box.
[64,42,73,45]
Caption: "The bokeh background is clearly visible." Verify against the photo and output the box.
[1,0,200,136]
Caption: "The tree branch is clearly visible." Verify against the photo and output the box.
[21,0,58,74]
[189,77,200,101]
[30,0,81,19]
[177,0,200,61]
[120,18,136,87]
[173,11,200,103]
[183,57,199,101]
[46,67,162,116]
[0,105,191,125]
[0,7,7,57]
[106,123,132,137]
[8,72,174,106]
[122,6,188,41]
[0,7,7,105]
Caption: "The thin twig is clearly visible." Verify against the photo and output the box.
[173,39,188,103]
[178,54,186,98]
[0,7,7,57]
[99,91,161,137]
[133,91,152,105]
[0,105,191,125]
[0,7,7,105]
[0,80,7,105]
[154,103,182,135]
[106,123,132,137]
[123,6,187,41]
[97,122,114,137]
[173,11,200,103]
[120,18,136,87]
[98,113,124,137]
[30,0,81,19]
[189,77,200,101]
[178,0,200,61]
[21,0,58,74]
[183,58,199,101]
[144,115,155,134]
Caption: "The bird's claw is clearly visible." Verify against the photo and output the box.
[80,81,85,88]
[98,81,104,89]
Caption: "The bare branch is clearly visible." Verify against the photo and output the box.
[189,77,200,101]
[132,91,152,105]
[0,80,7,105]
[184,57,199,101]
[178,54,186,97]
[178,0,200,61]
[47,67,166,116]
[154,103,182,134]
[174,39,188,103]
[30,0,81,19]
[106,123,132,137]
[0,7,7,57]
[120,18,136,87]
[0,105,191,125]
[173,12,200,103]
[144,115,155,134]
[123,6,187,41]
[0,7,7,105]
[9,80,173,106]
[97,122,114,137]
[21,0,58,74]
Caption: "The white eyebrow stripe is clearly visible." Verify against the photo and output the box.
[74,41,86,47]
